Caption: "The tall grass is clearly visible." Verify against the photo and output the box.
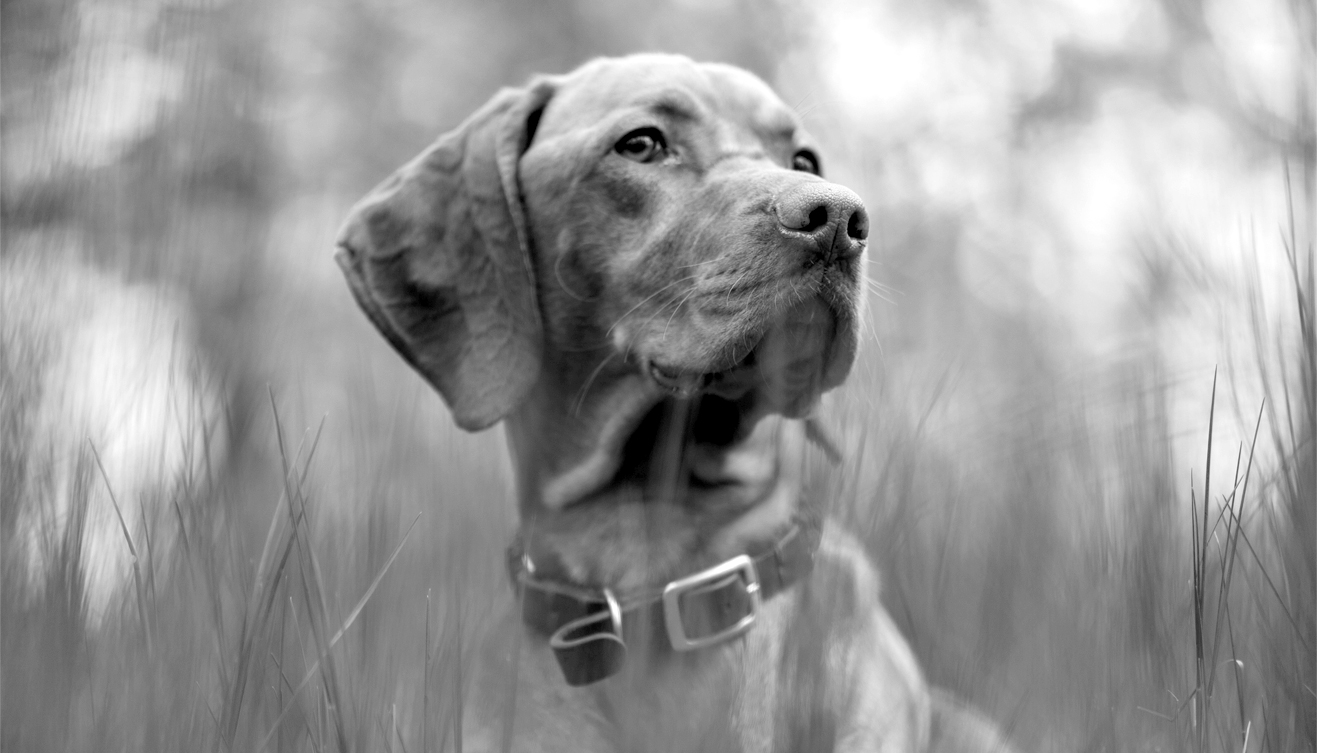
[0,386,475,752]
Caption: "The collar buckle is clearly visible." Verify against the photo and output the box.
[661,554,761,652]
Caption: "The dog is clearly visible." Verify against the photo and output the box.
[337,53,1016,753]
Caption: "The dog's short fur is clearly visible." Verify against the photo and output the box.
[338,54,1016,752]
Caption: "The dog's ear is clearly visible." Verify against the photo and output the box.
[336,79,555,431]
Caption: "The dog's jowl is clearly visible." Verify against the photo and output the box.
[338,53,1017,753]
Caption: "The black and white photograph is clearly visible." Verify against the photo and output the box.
[2,1,1313,751]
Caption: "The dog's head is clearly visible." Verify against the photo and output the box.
[338,55,866,556]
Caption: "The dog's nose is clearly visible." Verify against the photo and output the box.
[774,183,868,263]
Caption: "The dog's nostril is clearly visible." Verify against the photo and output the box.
[803,206,829,234]
[846,208,869,242]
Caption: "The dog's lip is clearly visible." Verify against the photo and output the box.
[647,361,708,398]
[640,290,844,406]
[645,340,762,400]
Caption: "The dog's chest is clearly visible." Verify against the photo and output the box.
[467,532,930,753]
[500,594,795,753]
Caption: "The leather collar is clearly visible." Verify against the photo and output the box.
[506,519,820,686]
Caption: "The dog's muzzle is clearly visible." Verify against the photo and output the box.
[507,521,820,686]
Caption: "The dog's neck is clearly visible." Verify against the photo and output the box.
[502,370,805,592]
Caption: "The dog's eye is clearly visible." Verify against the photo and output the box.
[615,128,667,163]
[791,150,820,175]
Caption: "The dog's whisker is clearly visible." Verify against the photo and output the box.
[856,284,886,358]
[856,276,891,355]
[719,265,758,310]
[632,271,705,337]
[861,275,898,306]
[660,288,699,339]
[665,213,733,330]
[572,352,617,417]
[864,275,898,294]
[673,257,723,270]
[607,274,701,338]
[862,280,896,305]
[634,216,721,334]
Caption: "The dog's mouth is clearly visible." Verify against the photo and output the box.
[609,393,749,491]
[531,288,857,511]
[587,296,847,505]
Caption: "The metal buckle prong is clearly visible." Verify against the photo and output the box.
[662,554,761,652]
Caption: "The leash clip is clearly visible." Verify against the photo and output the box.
[662,554,761,651]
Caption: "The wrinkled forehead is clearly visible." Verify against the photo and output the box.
[535,55,802,141]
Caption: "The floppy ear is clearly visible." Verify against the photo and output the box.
[336,80,555,431]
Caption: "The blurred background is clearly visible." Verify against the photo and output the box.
[2,0,1313,751]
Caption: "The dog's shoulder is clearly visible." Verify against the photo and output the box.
[775,524,932,752]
